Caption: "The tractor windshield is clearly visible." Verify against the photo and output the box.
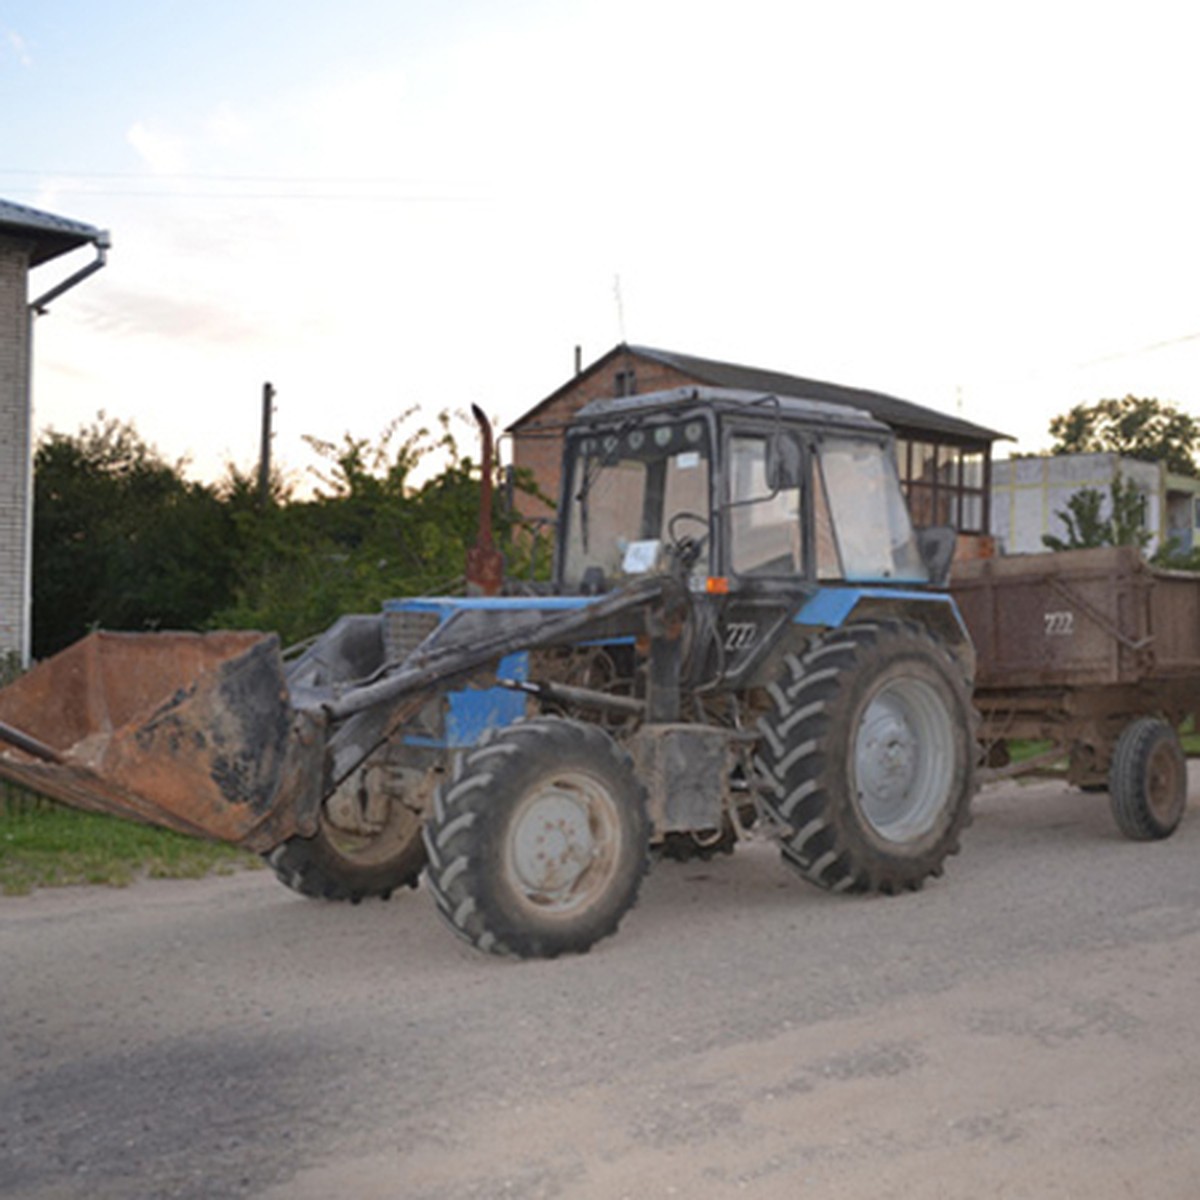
[816,437,927,582]
[561,419,711,589]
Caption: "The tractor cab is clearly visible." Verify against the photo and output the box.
[556,386,929,596]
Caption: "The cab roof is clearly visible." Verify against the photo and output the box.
[572,386,891,437]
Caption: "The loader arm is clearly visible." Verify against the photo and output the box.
[318,573,674,720]
[0,575,681,852]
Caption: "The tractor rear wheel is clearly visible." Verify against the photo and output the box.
[423,717,650,958]
[1109,717,1187,841]
[756,620,976,894]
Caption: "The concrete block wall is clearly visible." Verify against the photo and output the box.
[991,453,1163,554]
[0,238,30,663]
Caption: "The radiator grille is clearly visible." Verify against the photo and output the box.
[384,609,440,664]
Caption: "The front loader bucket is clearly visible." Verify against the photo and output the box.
[0,631,323,852]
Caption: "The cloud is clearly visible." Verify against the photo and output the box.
[27,0,1200,491]
[126,120,191,176]
[3,29,31,68]
[73,286,264,345]
[203,103,253,150]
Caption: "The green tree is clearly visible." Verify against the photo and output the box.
[1048,396,1200,477]
[32,409,547,658]
[215,411,538,644]
[33,415,241,657]
[1042,473,1151,553]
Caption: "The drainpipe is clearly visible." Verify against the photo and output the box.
[29,231,110,314]
[21,231,110,665]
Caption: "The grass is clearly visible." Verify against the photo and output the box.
[1004,739,1057,765]
[0,788,261,896]
[1000,720,1200,780]
[1180,716,1200,756]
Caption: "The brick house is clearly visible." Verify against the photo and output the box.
[0,199,108,665]
[509,344,1009,538]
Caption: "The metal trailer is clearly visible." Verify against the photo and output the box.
[951,543,1197,840]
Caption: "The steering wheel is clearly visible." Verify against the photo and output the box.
[667,510,710,564]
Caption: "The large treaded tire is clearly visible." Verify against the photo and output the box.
[755,620,976,895]
[268,793,426,903]
[423,717,651,959]
[1109,717,1187,841]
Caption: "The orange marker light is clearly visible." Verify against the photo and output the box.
[705,576,730,595]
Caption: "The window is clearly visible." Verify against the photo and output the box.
[560,420,711,587]
[813,459,840,580]
[959,450,986,531]
[898,439,988,535]
[614,369,637,398]
[728,435,802,576]
[818,438,926,581]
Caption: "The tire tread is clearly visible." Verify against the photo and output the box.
[756,619,976,894]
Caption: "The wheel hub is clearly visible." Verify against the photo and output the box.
[854,678,955,844]
[510,785,602,904]
[1146,740,1183,822]
[858,701,919,806]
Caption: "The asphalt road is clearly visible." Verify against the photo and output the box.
[3,771,1200,1200]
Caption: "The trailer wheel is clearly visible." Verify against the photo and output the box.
[1109,717,1187,841]
[267,777,427,902]
[423,717,650,958]
[756,621,976,894]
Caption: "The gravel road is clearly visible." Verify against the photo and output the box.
[3,771,1199,1199]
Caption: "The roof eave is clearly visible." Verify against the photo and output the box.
[0,198,108,267]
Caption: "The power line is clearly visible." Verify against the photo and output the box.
[1075,329,1200,369]
[1,187,483,203]
[0,168,486,203]
[0,167,476,186]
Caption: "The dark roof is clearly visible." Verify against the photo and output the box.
[0,198,107,267]
[513,343,1011,445]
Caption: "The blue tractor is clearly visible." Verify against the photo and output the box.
[0,387,977,958]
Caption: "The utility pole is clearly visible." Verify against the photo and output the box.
[258,381,275,507]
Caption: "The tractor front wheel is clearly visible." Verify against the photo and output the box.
[268,763,428,902]
[756,621,976,894]
[423,717,650,958]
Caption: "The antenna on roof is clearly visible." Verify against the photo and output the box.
[613,274,627,343]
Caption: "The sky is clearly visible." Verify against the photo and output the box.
[4,0,1200,490]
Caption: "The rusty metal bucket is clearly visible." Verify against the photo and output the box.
[0,631,323,852]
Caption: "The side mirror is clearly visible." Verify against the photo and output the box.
[916,525,956,587]
[764,434,802,492]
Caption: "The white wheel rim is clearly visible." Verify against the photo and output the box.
[854,677,956,844]
[505,771,622,916]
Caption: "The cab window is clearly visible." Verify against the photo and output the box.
[728,435,802,576]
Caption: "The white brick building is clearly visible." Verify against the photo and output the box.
[0,200,108,665]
